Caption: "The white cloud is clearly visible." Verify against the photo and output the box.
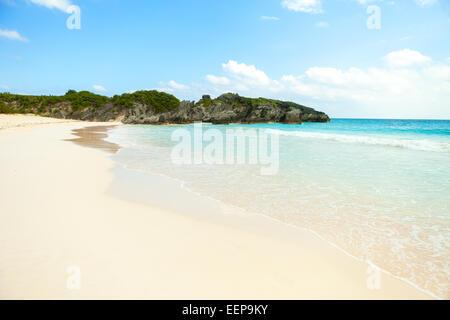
[167,80,189,90]
[423,65,450,80]
[282,0,435,14]
[205,61,283,93]
[282,0,323,14]
[281,64,449,118]
[29,0,74,13]
[286,67,422,98]
[198,50,450,118]
[383,49,432,68]
[206,75,231,85]
[222,60,271,86]
[0,28,28,42]
[261,16,280,21]
[93,85,107,92]
[306,67,366,86]
[155,81,189,92]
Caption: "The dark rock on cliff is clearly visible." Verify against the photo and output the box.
[0,90,330,125]
[122,93,330,124]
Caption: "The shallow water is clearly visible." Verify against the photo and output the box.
[107,119,450,299]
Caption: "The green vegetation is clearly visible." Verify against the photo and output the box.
[195,94,276,110]
[63,90,109,111]
[0,90,108,113]
[217,93,275,109]
[215,93,314,113]
[112,90,180,112]
[0,93,43,112]
[0,101,14,114]
[0,90,180,115]
[195,98,216,108]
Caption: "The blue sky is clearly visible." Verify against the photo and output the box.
[0,0,449,118]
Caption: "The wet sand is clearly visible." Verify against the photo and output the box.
[66,125,120,154]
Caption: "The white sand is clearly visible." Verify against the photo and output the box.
[0,114,77,132]
[0,115,432,299]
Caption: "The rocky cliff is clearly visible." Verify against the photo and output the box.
[0,90,330,124]
[123,93,330,124]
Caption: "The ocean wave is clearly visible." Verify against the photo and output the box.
[266,129,450,153]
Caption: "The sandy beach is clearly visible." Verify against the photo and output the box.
[0,115,433,299]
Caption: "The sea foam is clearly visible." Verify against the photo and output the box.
[266,129,450,153]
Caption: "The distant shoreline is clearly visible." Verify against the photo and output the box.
[0,91,330,124]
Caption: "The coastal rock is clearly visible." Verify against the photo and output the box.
[0,90,330,125]
[284,109,301,124]
[121,93,330,125]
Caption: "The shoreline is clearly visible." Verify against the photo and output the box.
[107,145,441,300]
[0,115,435,299]
[104,124,447,299]
[81,120,439,299]
[67,125,121,154]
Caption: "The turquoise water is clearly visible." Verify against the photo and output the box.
[108,119,450,298]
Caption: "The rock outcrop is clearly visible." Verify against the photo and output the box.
[0,91,330,124]
[122,93,330,124]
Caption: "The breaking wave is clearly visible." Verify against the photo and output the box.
[267,129,450,153]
